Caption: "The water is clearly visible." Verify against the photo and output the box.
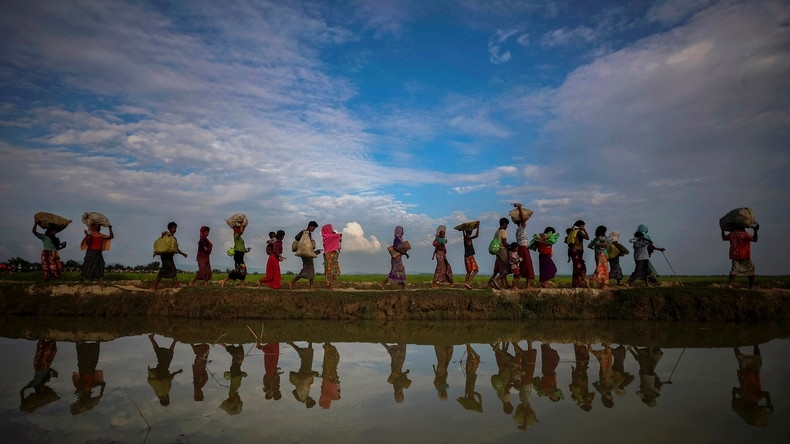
[1,317,788,443]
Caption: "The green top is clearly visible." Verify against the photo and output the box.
[233,233,246,252]
[35,232,60,251]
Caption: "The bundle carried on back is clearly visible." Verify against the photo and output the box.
[82,212,111,228]
[34,212,72,233]
[225,213,248,229]
[719,207,758,231]
[153,233,180,255]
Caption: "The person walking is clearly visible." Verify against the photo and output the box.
[290,221,320,290]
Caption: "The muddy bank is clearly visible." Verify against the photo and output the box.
[1,281,789,323]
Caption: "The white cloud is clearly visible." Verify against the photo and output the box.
[338,222,382,253]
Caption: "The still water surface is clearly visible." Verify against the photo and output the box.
[2,318,788,443]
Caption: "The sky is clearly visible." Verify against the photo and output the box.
[1,0,788,278]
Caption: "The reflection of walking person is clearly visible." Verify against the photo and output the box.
[732,346,772,427]
[382,343,411,403]
[71,341,106,415]
[220,344,247,415]
[20,339,59,413]
[628,345,663,407]
[147,334,182,406]
[319,343,341,409]
[191,344,210,402]
[457,344,482,412]
[257,342,283,400]
[288,342,319,408]
[433,345,453,400]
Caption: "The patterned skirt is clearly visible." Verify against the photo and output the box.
[41,250,62,281]
[81,249,105,280]
[323,250,341,285]
[388,256,407,284]
[433,250,453,283]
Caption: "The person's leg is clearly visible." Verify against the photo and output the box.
[151,276,162,291]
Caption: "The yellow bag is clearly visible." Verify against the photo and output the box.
[153,233,179,255]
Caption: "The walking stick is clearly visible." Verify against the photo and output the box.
[661,250,683,287]
[663,348,686,384]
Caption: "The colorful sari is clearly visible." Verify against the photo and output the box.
[433,245,453,284]
[322,224,342,286]
[195,230,213,282]
[260,241,282,289]
[387,227,407,284]
[41,250,62,281]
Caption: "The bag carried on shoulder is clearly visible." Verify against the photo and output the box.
[488,236,501,255]
[295,231,317,258]
[153,233,179,255]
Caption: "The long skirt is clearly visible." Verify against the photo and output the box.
[539,253,557,282]
[570,249,587,287]
[260,254,282,289]
[158,253,177,279]
[41,250,62,281]
[195,253,212,281]
[433,249,453,283]
[591,251,609,285]
[630,259,651,280]
[608,256,623,280]
[228,251,247,281]
[323,250,341,285]
[517,245,535,280]
[296,257,315,280]
[387,256,406,284]
[81,249,105,280]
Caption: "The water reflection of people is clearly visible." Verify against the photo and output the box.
[457,344,483,412]
[220,344,247,415]
[612,345,635,401]
[191,343,210,402]
[590,343,615,408]
[569,343,594,411]
[534,342,564,402]
[628,345,663,407]
[732,346,773,427]
[20,339,59,413]
[289,342,319,408]
[382,343,411,403]
[319,343,341,409]
[71,341,106,414]
[491,342,517,414]
[257,342,282,400]
[147,334,182,406]
[433,345,453,400]
[512,341,538,430]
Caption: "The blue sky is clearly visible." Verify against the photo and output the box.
[1,0,788,277]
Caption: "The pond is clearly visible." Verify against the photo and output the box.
[2,317,788,443]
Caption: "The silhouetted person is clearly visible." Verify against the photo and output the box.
[433,345,454,401]
[257,342,282,400]
[590,343,615,408]
[456,344,483,412]
[191,344,210,402]
[147,335,182,406]
[512,340,539,430]
[20,340,59,413]
[219,344,247,415]
[319,343,341,409]
[628,345,663,407]
[535,342,564,402]
[569,343,594,411]
[382,343,411,403]
[289,342,319,408]
[732,345,773,427]
[71,341,106,414]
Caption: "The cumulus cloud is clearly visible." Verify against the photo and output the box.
[338,222,382,253]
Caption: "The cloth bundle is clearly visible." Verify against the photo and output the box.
[719,208,757,231]
[225,213,248,229]
[509,207,533,223]
[81,212,111,228]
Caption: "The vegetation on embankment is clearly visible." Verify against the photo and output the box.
[1,280,789,322]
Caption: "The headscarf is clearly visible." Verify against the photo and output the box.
[200,226,210,237]
[435,225,446,236]
[393,226,404,247]
[608,231,620,243]
[435,225,447,245]
[637,225,651,241]
[321,224,342,254]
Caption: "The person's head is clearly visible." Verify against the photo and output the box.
[509,242,519,251]
[200,226,210,237]
[499,217,509,228]
[595,225,607,237]
[544,227,556,235]
[91,224,101,233]
[394,226,404,238]
[268,231,276,239]
[574,220,585,228]
[634,231,644,239]
[609,231,620,242]
[307,221,318,231]
[566,227,572,234]
[167,221,177,233]
[276,230,285,240]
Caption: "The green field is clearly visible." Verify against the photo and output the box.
[2,271,789,289]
